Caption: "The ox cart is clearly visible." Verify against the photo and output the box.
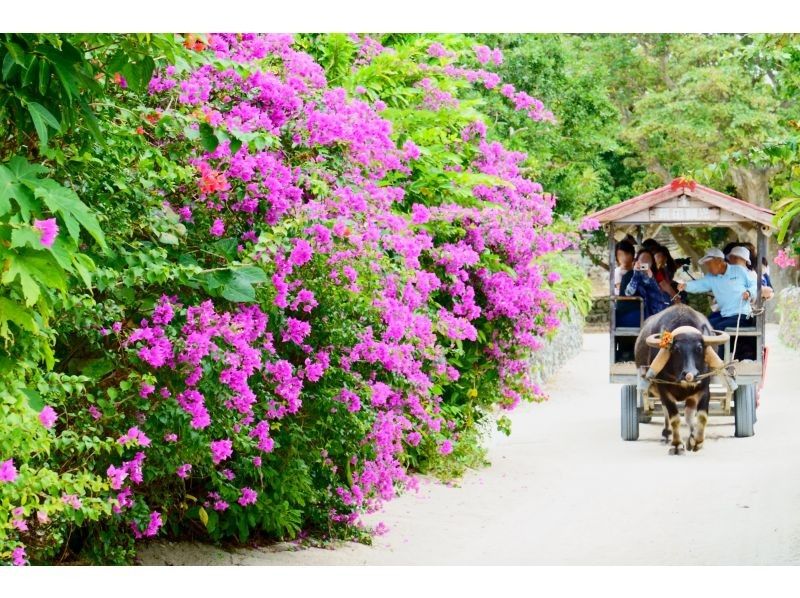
[586,181,775,442]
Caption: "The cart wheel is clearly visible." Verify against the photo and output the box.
[621,385,639,441]
[734,384,756,438]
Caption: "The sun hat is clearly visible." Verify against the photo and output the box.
[698,247,725,265]
[728,245,751,265]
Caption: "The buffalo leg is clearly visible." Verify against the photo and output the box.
[661,403,671,443]
[689,386,711,452]
[659,390,684,454]
[684,396,697,450]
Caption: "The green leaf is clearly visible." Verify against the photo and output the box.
[198,506,209,527]
[2,52,16,80]
[158,232,180,245]
[205,509,218,534]
[34,179,107,251]
[0,161,38,218]
[221,274,256,303]
[10,227,44,250]
[28,102,60,147]
[199,122,219,153]
[233,265,267,285]
[0,297,39,337]
[1,261,40,306]
[21,388,44,412]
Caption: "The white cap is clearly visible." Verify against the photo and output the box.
[698,247,725,265]
[728,245,751,265]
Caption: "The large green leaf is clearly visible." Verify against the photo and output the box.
[10,226,44,250]
[1,250,68,306]
[199,122,219,153]
[234,265,267,285]
[34,178,107,250]
[21,388,44,413]
[221,273,257,303]
[0,161,40,218]
[0,296,39,338]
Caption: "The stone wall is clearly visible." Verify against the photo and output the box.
[530,306,585,385]
[777,286,800,350]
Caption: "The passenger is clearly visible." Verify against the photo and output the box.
[725,244,774,301]
[622,249,672,320]
[652,245,681,302]
[641,238,660,252]
[677,247,756,333]
[613,240,636,295]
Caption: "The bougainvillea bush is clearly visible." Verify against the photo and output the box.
[0,33,582,565]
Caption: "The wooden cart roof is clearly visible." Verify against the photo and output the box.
[587,179,776,229]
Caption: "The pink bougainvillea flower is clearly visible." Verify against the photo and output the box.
[61,493,82,510]
[210,439,233,464]
[39,405,57,429]
[774,248,798,269]
[0,458,17,483]
[210,218,225,237]
[33,218,58,248]
[438,440,454,455]
[132,510,163,539]
[238,487,257,506]
[12,546,28,566]
[106,464,129,490]
[579,216,601,232]
[12,519,28,532]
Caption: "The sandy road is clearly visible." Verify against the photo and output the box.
[139,324,800,565]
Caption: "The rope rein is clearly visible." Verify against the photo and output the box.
[646,296,754,388]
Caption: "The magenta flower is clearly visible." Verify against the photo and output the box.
[473,45,491,64]
[61,493,82,510]
[210,218,225,237]
[176,463,192,478]
[39,405,57,429]
[106,464,129,490]
[139,383,155,398]
[289,238,313,267]
[12,546,27,566]
[0,458,17,483]
[210,439,233,464]
[238,487,258,506]
[33,218,58,248]
[411,203,430,224]
[579,217,601,232]
[774,248,797,269]
[438,440,453,455]
[13,519,28,532]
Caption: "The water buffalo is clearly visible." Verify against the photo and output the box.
[634,305,729,454]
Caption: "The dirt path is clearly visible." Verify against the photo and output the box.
[138,324,800,565]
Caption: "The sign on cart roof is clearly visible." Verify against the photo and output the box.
[587,179,776,228]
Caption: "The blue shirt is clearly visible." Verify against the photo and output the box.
[624,270,671,319]
[685,264,757,318]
